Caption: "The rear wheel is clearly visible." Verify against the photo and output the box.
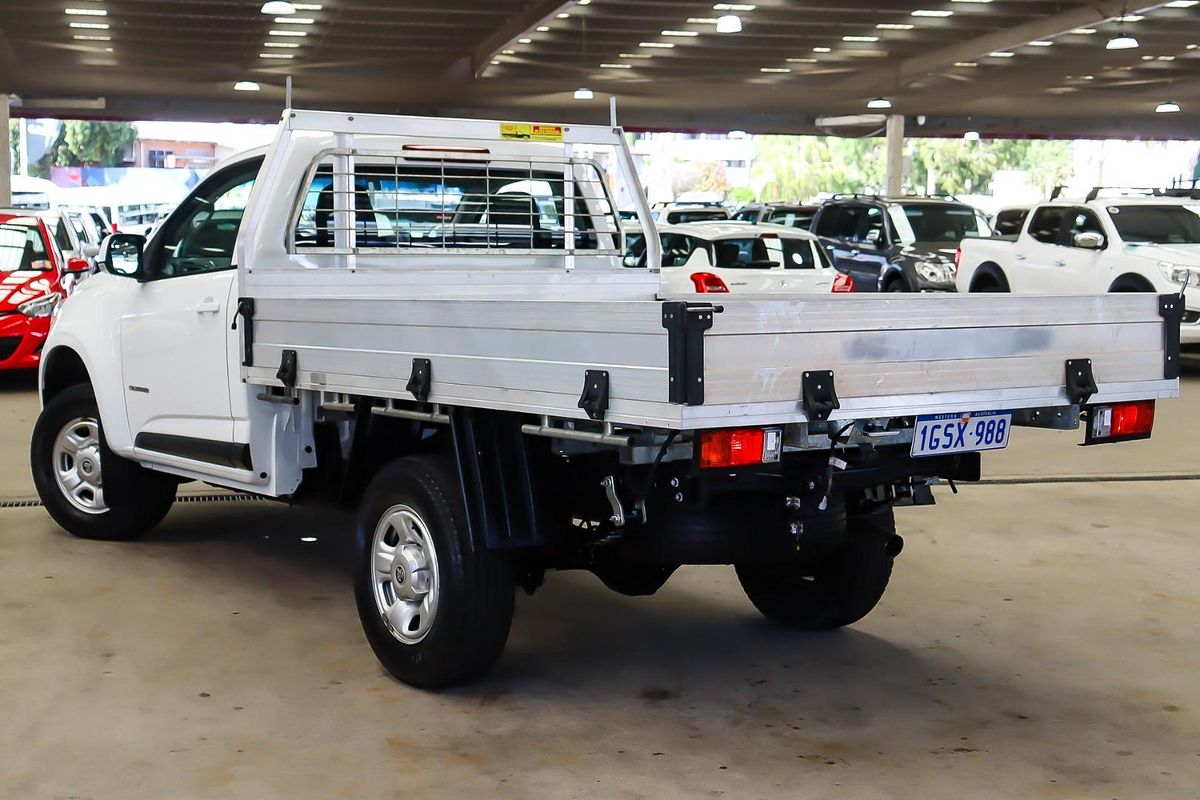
[735,506,900,630]
[354,455,515,688]
[884,280,909,293]
[31,384,177,541]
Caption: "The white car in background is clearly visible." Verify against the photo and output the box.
[651,203,731,225]
[956,192,1200,343]
[625,221,840,294]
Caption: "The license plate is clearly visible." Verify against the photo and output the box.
[911,411,1011,458]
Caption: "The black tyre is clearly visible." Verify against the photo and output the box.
[31,384,177,541]
[884,278,910,293]
[354,455,515,689]
[735,506,899,630]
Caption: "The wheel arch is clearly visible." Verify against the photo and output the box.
[41,346,92,403]
[969,261,1010,292]
[1108,273,1156,293]
[39,343,134,454]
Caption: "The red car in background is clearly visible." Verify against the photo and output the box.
[0,211,90,371]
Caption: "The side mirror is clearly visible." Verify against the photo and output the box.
[1074,231,1105,250]
[65,257,92,274]
[100,233,147,278]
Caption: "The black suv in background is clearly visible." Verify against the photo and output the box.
[809,195,991,292]
[731,203,821,230]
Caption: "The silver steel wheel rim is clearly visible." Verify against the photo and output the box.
[52,416,107,515]
[370,504,440,645]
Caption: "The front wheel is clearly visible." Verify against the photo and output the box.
[31,384,177,541]
[735,506,900,630]
[354,455,515,689]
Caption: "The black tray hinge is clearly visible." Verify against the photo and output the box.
[662,301,719,406]
[801,370,840,421]
[578,369,610,421]
[232,297,255,367]
[276,349,297,389]
[1065,358,1097,405]
[1159,294,1184,379]
[406,358,432,402]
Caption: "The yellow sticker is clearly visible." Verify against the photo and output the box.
[500,122,564,142]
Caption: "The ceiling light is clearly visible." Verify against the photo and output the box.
[912,9,953,16]
[640,42,675,48]
[716,14,743,33]
[786,57,818,63]
[662,30,700,36]
[713,3,755,10]
[65,7,107,15]
[1071,28,1097,34]
[501,49,515,54]
[264,41,300,47]
[234,81,262,91]
[963,130,981,140]
[989,51,1015,57]
[1158,55,1176,60]
[1166,0,1198,6]
[877,23,914,29]
[260,52,294,58]
[866,96,893,109]
[291,3,323,8]
[600,63,633,68]
[1141,54,1156,59]
[951,0,991,3]
[69,21,109,29]
[1188,44,1199,49]
[954,61,977,66]
[1029,40,1054,46]
[73,34,110,40]
[1116,14,1144,22]
[518,37,532,43]
[261,1,295,13]
[536,25,550,31]
[556,12,570,18]
[275,16,315,24]
[843,35,879,42]
[573,87,594,100]
[577,0,590,4]
[688,17,719,23]
[1106,34,1139,50]
[1156,100,1181,113]
[813,46,831,52]
[268,29,307,36]
[1080,75,1094,80]
[490,59,501,65]
[760,67,791,73]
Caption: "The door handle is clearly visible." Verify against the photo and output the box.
[194,299,221,314]
[1014,253,1026,261]
[1053,259,1066,267]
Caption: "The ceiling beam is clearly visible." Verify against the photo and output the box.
[826,0,1175,97]
[464,0,576,79]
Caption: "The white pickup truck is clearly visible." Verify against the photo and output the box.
[31,110,1182,688]
[957,194,1200,344]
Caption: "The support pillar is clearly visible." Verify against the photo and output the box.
[0,96,10,207]
[884,113,904,197]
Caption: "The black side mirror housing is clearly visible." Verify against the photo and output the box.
[100,233,147,279]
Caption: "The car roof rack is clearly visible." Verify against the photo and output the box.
[1084,185,1200,202]
[828,192,880,201]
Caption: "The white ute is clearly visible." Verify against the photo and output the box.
[957,190,1200,344]
[31,111,1182,688]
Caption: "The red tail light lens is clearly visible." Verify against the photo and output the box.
[1087,400,1155,444]
[698,428,782,468]
[832,273,855,293]
[690,271,730,293]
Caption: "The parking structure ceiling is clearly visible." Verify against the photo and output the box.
[2,0,1199,137]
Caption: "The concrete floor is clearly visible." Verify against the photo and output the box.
[1,362,1198,798]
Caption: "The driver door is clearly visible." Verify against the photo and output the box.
[121,158,261,466]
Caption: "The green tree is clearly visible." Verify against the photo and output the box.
[693,160,731,195]
[53,120,137,167]
[752,135,885,201]
[908,139,1071,196]
[7,120,16,173]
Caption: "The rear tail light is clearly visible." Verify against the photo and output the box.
[698,427,782,468]
[1086,400,1155,444]
[690,271,730,293]
[832,272,855,293]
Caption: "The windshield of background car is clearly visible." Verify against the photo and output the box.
[765,208,815,229]
[0,218,52,272]
[1109,205,1200,244]
[893,203,988,244]
[666,209,728,224]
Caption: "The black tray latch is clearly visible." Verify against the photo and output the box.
[1065,358,1097,405]
[407,358,432,402]
[801,370,840,421]
[276,349,297,389]
[578,369,610,421]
